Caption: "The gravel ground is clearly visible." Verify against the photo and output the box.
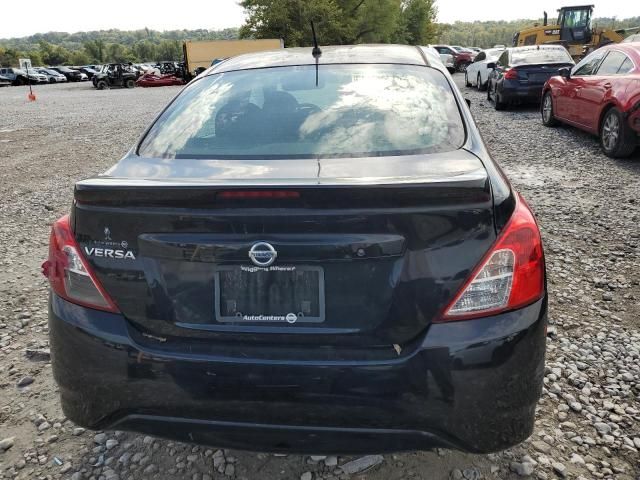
[0,77,638,480]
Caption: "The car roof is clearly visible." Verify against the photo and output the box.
[210,44,429,75]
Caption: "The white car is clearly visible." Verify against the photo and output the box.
[34,68,68,83]
[421,45,456,73]
[464,47,505,91]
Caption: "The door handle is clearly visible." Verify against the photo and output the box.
[603,83,612,89]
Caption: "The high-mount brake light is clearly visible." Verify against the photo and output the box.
[439,194,544,322]
[217,190,301,200]
[41,215,120,313]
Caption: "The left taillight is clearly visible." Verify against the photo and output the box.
[438,194,545,322]
[42,215,120,313]
[504,68,519,80]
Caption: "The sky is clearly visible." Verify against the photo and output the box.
[2,0,639,39]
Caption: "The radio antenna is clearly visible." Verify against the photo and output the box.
[310,21,322,87]
[311,21,322,59]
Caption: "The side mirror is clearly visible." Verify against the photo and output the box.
[558,67,571,79]
[487,62,496,70]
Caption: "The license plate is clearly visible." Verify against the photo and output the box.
[214,265,325,323]
[529,73,549,82]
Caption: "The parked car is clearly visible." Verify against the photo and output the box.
[136,72,185,87]
[50,66,83,82]
[93,64,138,89]
[468,47,482,53]
[0,74,10,87]
[0,67,45,85]
[432,45,475,72]
[421,45,456,73]
[34,67,68,83]
[452,46,476,55]
[78,67,99,79]
[465,47,506,90]
[487,45,575,110]
[29,70,48,83]
[541,42,640,158]
[43,44,547,455]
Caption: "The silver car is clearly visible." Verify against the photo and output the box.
[34,68,68,84]
[0,67,46,85]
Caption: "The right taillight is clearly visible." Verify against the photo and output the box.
[42,215,120,313]
[439,194,544,322]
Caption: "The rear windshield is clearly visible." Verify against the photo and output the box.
[511,48,573,66]
[138,64,465,159]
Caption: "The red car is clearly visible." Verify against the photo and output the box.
[433,45,476,73]
[136,73,185,87]
[541,42,640,158]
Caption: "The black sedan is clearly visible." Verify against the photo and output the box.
[487,45,575,110]
[43,44,547,455]
[50,66,83,82]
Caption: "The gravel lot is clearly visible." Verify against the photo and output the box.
[0,77,638,480]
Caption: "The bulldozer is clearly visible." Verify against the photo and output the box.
[513,5,640,60]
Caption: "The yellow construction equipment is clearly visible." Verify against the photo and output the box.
[513,5,640,60]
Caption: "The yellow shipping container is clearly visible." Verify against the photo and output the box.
[183,39,284,74]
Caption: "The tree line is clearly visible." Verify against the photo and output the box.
[0,28,239,67]
[1,0,638,67]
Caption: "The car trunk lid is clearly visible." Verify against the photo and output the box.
[72,150,496,350]
[514,63,574,85]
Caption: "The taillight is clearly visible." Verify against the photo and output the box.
[439,194,544,322]
[41,215,120,313]
[504,69,519,80]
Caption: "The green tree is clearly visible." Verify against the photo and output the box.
[132,40,157,62]
[69,50,91,65]
[84,39,106,62]
[105,43,135,63]
[401,0,438,45]
[0,47,21,67]
[39,41,71,65]
[156,40,182,61]
[239,0,407,46]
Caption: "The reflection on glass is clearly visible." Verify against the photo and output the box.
[139,64,465,160]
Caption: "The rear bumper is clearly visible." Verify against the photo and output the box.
[49,293,547,454]
[501,81,545,104]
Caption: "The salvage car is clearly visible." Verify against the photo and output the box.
[465,47,505,90]
[421,45,456,73]
[50,66,84,82]
[44,44,547,455]
[0,74,10,87]
[433,45,476,72]
[0,67,45,85]
[542,42,640,158]
[34,67,68,83]
[136,72,185,87]
[78,66,100,79]
[487,45,575,110]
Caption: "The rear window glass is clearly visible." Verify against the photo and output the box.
[511,48,573,66]
[138,64,465,159]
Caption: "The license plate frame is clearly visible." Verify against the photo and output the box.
[214,265,325,324]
